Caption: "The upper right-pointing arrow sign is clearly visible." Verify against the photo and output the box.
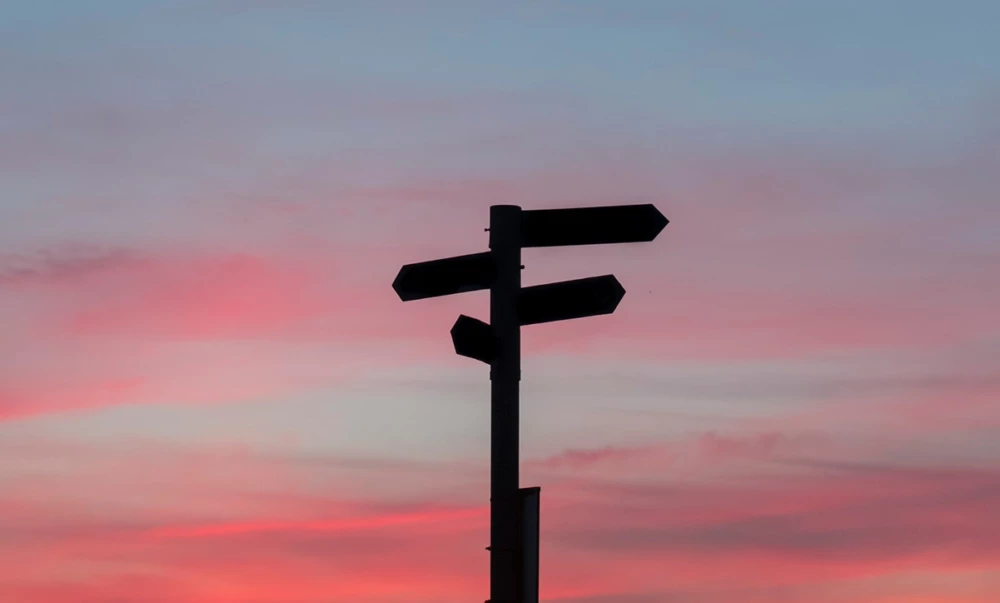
[520,203,668,247]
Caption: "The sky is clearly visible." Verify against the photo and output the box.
[1,1,999,601]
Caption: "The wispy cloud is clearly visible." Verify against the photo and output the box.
[529,443,664,471]
[0,245,147,287]
[528,432,785,473]
[144,504,487,540]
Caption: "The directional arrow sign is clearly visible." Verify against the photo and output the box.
[450,315,497,364]
[392,252,495,301]
[520,203,667,247]
[518,275,625,325]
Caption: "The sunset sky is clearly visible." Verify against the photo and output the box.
[1,1,999,602]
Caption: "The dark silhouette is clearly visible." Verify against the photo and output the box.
[392,203,668,603]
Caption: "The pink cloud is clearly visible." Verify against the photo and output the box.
[0,443,487,602]
[2,243,471,348]
[0,343,344,423]
[144,504,487,540]
[533,465,1000,601]
[2,437,999,602]
[0,377,145,421]
[64,252,326,339]
[0,244,469,421]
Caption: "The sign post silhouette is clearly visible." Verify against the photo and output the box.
[392,203,668,603]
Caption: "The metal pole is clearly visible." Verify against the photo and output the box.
[489,205,522,603]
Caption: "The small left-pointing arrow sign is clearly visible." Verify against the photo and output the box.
[392,252,495,301]
[451,315,497,364]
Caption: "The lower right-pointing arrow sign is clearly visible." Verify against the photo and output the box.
[518,275,625,326]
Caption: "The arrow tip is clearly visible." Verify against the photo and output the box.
[648,205,669,239]
[391,265,411,301]
[610,276,626,311]
[449,314,473,336]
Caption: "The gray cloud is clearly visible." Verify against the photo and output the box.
[0,244,147,286]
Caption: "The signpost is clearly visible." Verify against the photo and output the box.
[392,203,668,603]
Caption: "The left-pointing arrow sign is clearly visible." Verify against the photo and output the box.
[392,252,495,301]
[451,315,497,364]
